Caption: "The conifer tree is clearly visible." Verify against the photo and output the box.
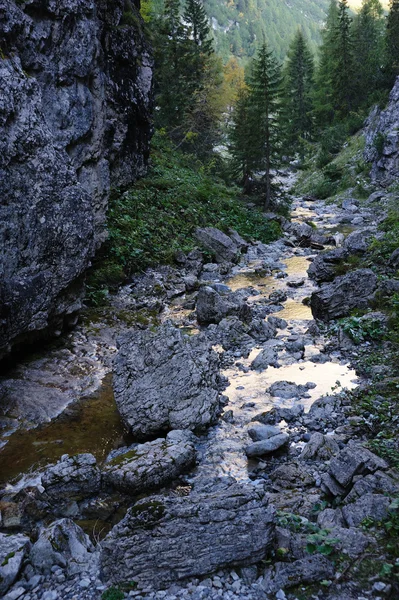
[386,0,399,84]
[282,29,314,153]
[183,0,213,55]
[229,87,253,188]
[313,0,339,127]
[246,41,282,209]
[332,0,356,116]
[353,0,385,102]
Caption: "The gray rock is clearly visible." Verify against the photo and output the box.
[285,337,305,353]
[343,228,374,253]
[30,519,95,576]
[247,424,281,442]
[261,555,334,594]
[101,480,275,589]
[310,269,378,321]
[0,0,153,359]
[269,462,314,489]
[278,404,304,422]
[207,317,254,352]
[267,315,288,329]
[300,433,340,461]
[344,470,399,503]
[42,453,101,501]
[317,508,345,529]
[245,433,289,457]
[342,198,359,210]
[195,227,241,263]
[342,493,391,527]
[307,248,348,284]
[251,347,279,371]
[364,76,399,185]
[102,430,197,494]
[196,286,250,325]
[326,527,373,558]
[329,445,388,488]
[268,381,308,399]
[113,323,225,438]
[0,533,30,595]
[227,228,249,251]
[249,318,277,342]
[390,247,399,269]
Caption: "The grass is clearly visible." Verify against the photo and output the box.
[86,133,282,304]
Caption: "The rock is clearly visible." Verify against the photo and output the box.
[300,433,340,461]
[329,445,388,488]
[317,508,345,529]
[208,317,254,352]
[30,519,96,576]
[114,323,225,438]
[101,480,276,589]
[310,269,378,321]
[0,502,22,529]
[0,0,153,359]
[249,319,277,342]
[364,76,399,185]
[269,462,313,489]
[285,337,305,354]
[247,424,281,442]
[325,527,373,558]
[307,248,348,283]
[287,278,305,288]
[42,453,101,501]
[0,533,30,595]
[389,247,399,269]
[342,493,391,527]
[344,470,399,503]
[196,286,250,325]
[279,404,304,422]
[343,228,375,254]
[269,289,287,303]
[268,316,288,329]
[251,347,279,371]
[245,433,289,457]
[284,222,314,246]
[102,430,197,494]
[261,556,334,594]
[195,227,241,263]
[268,381,308,399]
[227,228,249,251]
[342,198,359,210]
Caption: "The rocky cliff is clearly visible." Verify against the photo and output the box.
[364,76,399,186]
[0,0,153,359]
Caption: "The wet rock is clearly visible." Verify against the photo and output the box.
[310,269,378,321]
[195,227,241,263]
[30,519,96,576]
[329,445,388,489]
[102,430,197,495]
[342,493,391,527]
[300,433,340,461]
[114,323,225,438]
[247,424,281,442]
[101,480,275,590]
[268,381,308,399]
[261,555,334,594]
[287,278,305,288]
[196,286,250,325]
[307,248,348,284]
[343,228,374,253]
[0,533,30,595]
[42,454,101,501]
[251,347,279,371]
[221,409,235,423]
[245,433,289,457]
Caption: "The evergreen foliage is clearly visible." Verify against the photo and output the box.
[333,0,356,115]
[353,0,385,101]
[386,0,399,84]
[282,29,315,153]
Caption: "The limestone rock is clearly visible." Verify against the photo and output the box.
[101,480,276,590]
[102,430,197,494]
[307,248,348,284]
[0,533,30,595]
[310,269,378,321]
[245,433,289,457]
[261,556,334,594]
[268,381,309,399]
[329,445,388,488]
[0,0,153,358]
[113,323,225,438]
[251,347,279,371]
[343,228,375,254]
[247,424,281,442]
[342,493,391,527]
[196,286,250,325]
[195,227,241,263]
[42,453,101,501]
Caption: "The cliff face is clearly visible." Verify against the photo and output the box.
[0,0,153,359]
[364,77,399,186]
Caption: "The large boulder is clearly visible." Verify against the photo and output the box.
[113,323,225,438]
[261,556,334,594]
[102,430,197,494]
[42,453,101,501]
[307,248,348,283]
[310,269,378,321]
[195,227,241,263]
[0,533,30,595]
[101,480,275,590]
[196,286,251,325]
[364,76,399,185]
[0,0,153,359]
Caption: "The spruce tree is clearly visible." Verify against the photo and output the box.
[332,0,356,116]
[353,0,385,103]
[246,42,282,209]
[313,0,339,127]
[386,0,399,85]
[183,0,213,55]
[229,87,253,188]
[282,29,314,154]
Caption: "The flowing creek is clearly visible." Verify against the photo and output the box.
[0,192,360,494]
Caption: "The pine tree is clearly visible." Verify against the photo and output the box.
[282,29,314,154]
[246,41,282,209]
[313,0,339,127]
[386,0,399,85]
[183,0,213,55]
[353,0,385,103]
[229,86,253,188]
[332,0,356,116]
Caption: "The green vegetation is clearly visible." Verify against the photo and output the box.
[101,587,124,600]
[87,134,281,302]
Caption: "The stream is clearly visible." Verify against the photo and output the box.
[0,186,361,493]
